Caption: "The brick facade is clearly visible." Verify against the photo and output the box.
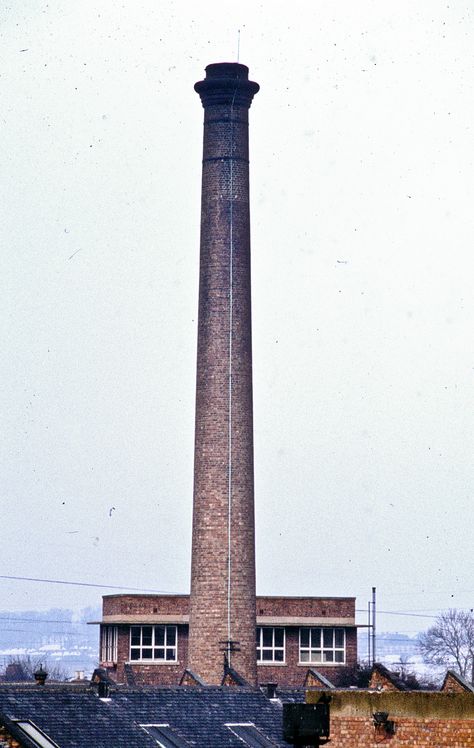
[99,593,357,687]
[103,594,190,618]
[188,63,260,685]
[257,626,357,688]
[256,596,355,619]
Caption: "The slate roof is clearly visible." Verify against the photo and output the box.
[0,684,288,748]
[273,687,308,704]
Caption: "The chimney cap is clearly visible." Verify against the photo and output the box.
[204,62,250,79]
[195,62,259,109]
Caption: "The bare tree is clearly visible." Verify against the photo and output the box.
[2,655,68,683]
[418,609,474,680]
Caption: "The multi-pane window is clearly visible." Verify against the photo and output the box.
[130,625,177,662]
[299,627,345,664]
[100,625,118,664]
[256,627,285,663]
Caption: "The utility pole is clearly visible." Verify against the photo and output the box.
[367,600,372,666]
[372,587,377,665]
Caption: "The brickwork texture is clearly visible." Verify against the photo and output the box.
[188,62,259,685]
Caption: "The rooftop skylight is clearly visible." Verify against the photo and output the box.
[14,721,59,748]
[226,723,277,747]
[141,723,190,748]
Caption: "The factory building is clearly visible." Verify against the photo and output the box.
[97,62,358,687]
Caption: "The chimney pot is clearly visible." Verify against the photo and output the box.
[264,683,278,699]
[33,664,48,686]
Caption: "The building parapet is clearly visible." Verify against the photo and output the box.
[307,689,474,720]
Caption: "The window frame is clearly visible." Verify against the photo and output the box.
[299,627,346,665]
[141,724,189,748]
[226,723,276,748]
[129,624,178,663]
[100,625,118,664]
[13,721,59,748]
[256,626,286,664]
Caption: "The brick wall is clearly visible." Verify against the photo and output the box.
[102,594,355,620]
[307,690,474,747]
[256,597,355,619]
[102,594,189,617]
[329,717,474,746]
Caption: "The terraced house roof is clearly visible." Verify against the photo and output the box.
[0,684,288,748]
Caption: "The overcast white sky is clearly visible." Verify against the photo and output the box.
[1,1,473,635]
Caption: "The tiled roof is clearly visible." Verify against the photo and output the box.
[273,688,306,704]
[0,684,288,747]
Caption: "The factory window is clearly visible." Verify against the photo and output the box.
[130,625,177,662]
[299,627,345,664]
[256,627,285,663]
[100,625,118,664]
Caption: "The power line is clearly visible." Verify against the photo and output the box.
[0,629,89,637]
[0,575,176,594]
[0,617,79,624]
[356,608,437,619]
[364,637,420,643]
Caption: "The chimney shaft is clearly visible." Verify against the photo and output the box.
[188,63,259,685]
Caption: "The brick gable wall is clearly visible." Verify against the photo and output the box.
[442,672,472,694]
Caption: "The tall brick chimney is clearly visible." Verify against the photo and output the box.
[187,62,259,685]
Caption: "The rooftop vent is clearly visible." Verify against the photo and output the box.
[262,682,278,699]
